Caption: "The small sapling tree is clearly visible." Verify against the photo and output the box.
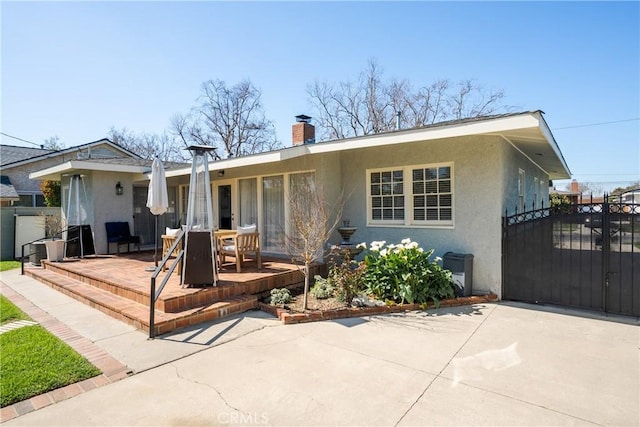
[285,177,344,310]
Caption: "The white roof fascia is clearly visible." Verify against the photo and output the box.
[29,160,149,180]
[165,112,561,178]
[535,112,572,176]
[163,151,297,178]
[307,114,542,155]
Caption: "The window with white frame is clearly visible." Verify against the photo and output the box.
[369,169,405,222]
[368,163,453,226]
[412,165,452,223]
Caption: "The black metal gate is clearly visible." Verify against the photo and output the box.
[502,197,640,317]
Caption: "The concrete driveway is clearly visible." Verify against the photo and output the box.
[5,299,638,427]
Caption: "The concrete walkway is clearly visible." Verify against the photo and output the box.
[1,268,639,426]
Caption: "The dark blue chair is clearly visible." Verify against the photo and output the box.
[105,222,140,254]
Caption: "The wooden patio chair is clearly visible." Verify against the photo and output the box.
[218,232,261,273]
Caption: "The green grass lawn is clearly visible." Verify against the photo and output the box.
[0,260,21,271]
[0,295,31,325]
[0,298,101,407]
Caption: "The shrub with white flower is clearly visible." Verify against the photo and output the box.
[362,238,454,305]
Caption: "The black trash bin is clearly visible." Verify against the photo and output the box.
[30,241,47,266]
[443,252,474,297]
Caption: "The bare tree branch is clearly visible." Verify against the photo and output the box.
[307,61,511,139]
[108,127,189,162]
[285,177,344,310]
[171,79,282,158]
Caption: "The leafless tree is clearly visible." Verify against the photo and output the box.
[285,178,344,310]
[448,80,506,120]
[108,127,187,162]
[307,59,511,140]
[172,79,282,159]
[43,135,63,150]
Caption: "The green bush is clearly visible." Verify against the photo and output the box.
[269,288,292,306]
[310,275,335,299]
[40,180,61,207]
[309,249,365,305]
[362,239,454,305]
[550,193,572,214]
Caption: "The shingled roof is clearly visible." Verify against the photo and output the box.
[0,145,55,167]
[0,175,19,200]
[0,138,142,169]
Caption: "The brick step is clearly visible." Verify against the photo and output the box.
[41,259,156,308]
[39,258,310,313]
[25,268,258,336]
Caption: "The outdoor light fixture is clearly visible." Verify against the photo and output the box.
[217,170,225,177]
[115,181,123,196]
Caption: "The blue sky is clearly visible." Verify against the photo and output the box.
[1,1,638,191]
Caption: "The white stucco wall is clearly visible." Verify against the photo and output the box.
[203,152,344,243]
[339,135,504,297]
[153,136,551,298]
[500,142,551,216]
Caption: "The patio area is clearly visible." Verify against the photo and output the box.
[23,251,322,336]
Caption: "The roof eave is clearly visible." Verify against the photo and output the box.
[2,139,141,169]
[29,160,150,180]
[168,111,570,177]
[535,112,572,179]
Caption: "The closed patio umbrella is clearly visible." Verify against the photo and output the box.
[146,157,168,269]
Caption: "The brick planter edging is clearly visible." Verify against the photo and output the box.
[258,294,498,325]
[0,281,131,423]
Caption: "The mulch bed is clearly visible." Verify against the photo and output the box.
[258,292,498,325]
[285,292,349,312]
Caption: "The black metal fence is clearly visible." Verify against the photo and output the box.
[502,196,640,317]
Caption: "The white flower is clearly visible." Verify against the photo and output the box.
[407,241,419,249]
[379,249,388,257]
[401,238,411,245]
[434,256,442,262]
[418,248,424,253]
[370,240,386,251]
[356,242,367,249]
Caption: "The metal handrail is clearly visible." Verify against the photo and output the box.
[20,225,80,275]
[149,230,185,339]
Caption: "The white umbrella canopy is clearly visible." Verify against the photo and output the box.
[146,158,168,269]
[147,158,168,215]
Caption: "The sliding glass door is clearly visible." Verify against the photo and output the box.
[262,175,284,252]
[239,178,258,227]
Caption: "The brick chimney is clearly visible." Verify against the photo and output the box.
[292,114,315,146]
[570,179,579,194]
